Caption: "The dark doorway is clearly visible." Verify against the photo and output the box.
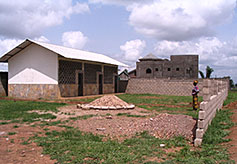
[78,73,83,96]
[99,74,103,94]
[114,76,118,93]
[0,73,8,96]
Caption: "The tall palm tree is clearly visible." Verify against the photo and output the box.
[199,66,214,78]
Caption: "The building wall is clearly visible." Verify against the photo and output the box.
[8,44,58,84]
[126,78,203,96]
[58,59,118,97]
[7,44,118,99]
[8,84,59,99]
[8,44,59,99]
[136,55,198,79]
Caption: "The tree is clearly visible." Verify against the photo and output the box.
[199,66,214,78]
[229,79,234,88]
[199,70,205,78]
[206,66,214,78]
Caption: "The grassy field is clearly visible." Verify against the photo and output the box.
[32,107,235,164]
[117,94,202,118]
[0,92,236,163]
[0,99,65,123]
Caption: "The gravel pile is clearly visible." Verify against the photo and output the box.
[78,95,135,110]
[75,113,196,141]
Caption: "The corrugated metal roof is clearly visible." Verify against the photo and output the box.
[0,39,128,67]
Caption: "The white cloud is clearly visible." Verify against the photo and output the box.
[129,0,236,41]
[89,0,152,6]
[154,37,237,82]
[62,31,88,49]
[0,39,24,57]
[90,0,236,41]
[0,38,24,71]
[120,39,146,62]
[0,0,89,38]
[34,36,50,43]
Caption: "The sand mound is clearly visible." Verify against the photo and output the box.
[77,95,135,110]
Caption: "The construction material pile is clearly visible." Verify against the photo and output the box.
[77,95,135,110]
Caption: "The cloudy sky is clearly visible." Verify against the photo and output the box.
[0,0,237,82]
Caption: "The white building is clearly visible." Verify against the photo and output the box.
[0,39,127,99]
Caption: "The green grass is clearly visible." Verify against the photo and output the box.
[116,113,146,118]
[33,130,187,164]
[31,92,236,164]
[13,125,19,128]
[65,97,100,103]
[8,132,17,135]
[223,91,237,106]
[0,99,65,123]
[69,114,95,120]
[0,92,235,163]
[117,94,201,118]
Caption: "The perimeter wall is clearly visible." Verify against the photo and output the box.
[126,78,203,96]
[194,79,229,146]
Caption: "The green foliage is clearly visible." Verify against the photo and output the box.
[206,66,214,78]
[8,132,16,135]
[229,79,235,88]
[199,71,205,79]
[0,99,65,122]
[199,66,214,78]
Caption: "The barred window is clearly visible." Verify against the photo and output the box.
[59,60,82,84]
[84,63,101,84]
[104,66,117,84]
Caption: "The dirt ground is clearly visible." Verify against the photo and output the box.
[0,103,197,164]
[225,101,237,162]
[0,123,62,164]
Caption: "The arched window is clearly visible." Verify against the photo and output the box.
[146,68,152,74]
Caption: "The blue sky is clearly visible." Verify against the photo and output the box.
[0,0,237,83]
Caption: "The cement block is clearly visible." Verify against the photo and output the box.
[194,138,202,147]
[203,79,211,87]
[108,106,117,110]
[203,95,211,101]
[203,88,210,94]
[199,111,205,120]
[198,120,205,129]
[200,102,207,110]
[196,129,204,138]
[101,106,109,110]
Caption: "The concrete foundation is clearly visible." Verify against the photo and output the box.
[8,84,59,99]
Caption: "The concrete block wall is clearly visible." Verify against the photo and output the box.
[126,78,203,96]
[194,79,228,146]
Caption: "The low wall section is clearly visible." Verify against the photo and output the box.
[194,79,228,146]
[126,78,203,96]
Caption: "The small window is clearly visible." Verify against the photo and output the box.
[186,68,191,74]
[146,68,152,74]
[168,68,171,71]
[155,68,159,71]
[176,68,179,71]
